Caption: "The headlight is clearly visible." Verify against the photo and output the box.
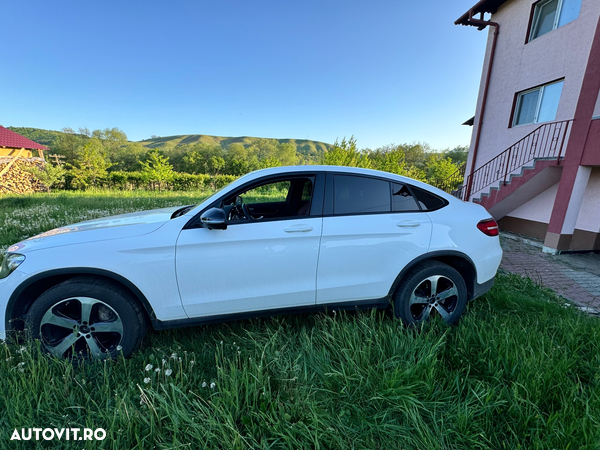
[0,253,25,279]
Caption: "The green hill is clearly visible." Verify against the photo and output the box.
[8,127,331,160]
[139,134,331,157]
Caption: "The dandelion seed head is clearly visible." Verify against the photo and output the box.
[165,369,173,377]
[144,377,151,384]
[202,382,207,388]
[145,364,153,371]
[210,382,216,389]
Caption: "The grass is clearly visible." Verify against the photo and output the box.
[1,191,600,449]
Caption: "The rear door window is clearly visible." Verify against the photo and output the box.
[333,175,391,215]
[392,183,420,212]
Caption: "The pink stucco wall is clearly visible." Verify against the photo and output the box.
[505,182,559,223]
[574,167,600,233]
[594,90,600,118]
[466,0,600,177]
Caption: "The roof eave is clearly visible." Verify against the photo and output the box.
[455,0,509,26]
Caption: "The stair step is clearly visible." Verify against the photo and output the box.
[472,157,562,203]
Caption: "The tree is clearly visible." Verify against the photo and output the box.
[444,145,469,166]
[54,127,87,165]
[425,154,460,188]
[180,144,225,174]
[259,156,282,169]
[368,146,407,175]
[69,138,112,189]
[92,128,128,159]
[141,150,174,191]
[26,162,66,192]
[109,142,147,171]
[400,143,430,169]
[225,143,258,176]
[321,137,371,168]
[275,143,298,166]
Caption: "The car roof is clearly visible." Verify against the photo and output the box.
[244,165,455,198]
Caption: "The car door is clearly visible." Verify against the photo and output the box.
[176,173,324,318]
[316,173,433,304]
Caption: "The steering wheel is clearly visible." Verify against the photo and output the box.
[241,203,254,220]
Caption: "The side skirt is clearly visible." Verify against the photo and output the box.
[152,298,390,330]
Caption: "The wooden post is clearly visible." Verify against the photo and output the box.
[0,148,25,178]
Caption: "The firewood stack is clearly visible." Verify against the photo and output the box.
[0,158,46,194]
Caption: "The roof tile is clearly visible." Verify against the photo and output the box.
[0,126,50,151]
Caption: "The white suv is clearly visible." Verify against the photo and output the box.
[0,166,502,359]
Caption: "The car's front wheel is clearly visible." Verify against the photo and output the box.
[25,277,147,359]
[393,261,468,326]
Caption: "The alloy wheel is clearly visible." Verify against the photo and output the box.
[39,297,124,359]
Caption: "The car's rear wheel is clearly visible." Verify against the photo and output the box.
[25,277,147,359]
[393,261,467,326]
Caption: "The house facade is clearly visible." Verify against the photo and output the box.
[456,0,600,253]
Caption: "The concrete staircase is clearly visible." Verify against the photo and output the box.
[435,120,573,220]
[472,157,563,219]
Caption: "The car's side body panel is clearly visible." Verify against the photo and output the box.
[426,203,502,284]
[316,212,432,304]
[3,218,189,327]
[176,217,323,317]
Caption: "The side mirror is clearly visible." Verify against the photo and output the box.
[200,207,227,230]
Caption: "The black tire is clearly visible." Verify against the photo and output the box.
[393,261,468,327]
[25,277,147,359]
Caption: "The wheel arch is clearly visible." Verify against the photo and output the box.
[6,268,158,334]
[387,251,478,301]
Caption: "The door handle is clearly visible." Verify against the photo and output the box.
[284,224,313,233]
[397,220,420,228]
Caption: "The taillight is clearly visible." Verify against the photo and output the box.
[477,218,499,236]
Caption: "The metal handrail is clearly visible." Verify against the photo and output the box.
[458,119,573,200]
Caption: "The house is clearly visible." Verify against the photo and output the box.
[456,0,600,253]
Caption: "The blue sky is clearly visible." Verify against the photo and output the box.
[1,0,486,150]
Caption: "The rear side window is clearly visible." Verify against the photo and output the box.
[334,175,391,215]
[410,186,447,211]
[392,183,420,212]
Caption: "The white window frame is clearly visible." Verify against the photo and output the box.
[529,0,578,42]
[512,80,563,127]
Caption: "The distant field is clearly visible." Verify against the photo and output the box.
[2,191,600,449]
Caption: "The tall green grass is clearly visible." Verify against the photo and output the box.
[1,192,600,449]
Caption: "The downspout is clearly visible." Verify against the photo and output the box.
[462,12,499,201]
